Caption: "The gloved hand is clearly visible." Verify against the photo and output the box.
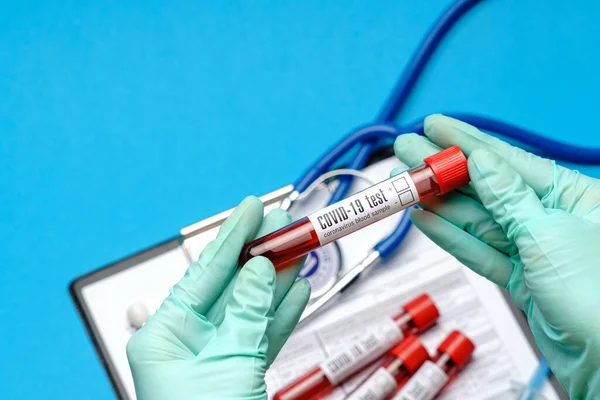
[393,114,600,399]
[126,196,311,400]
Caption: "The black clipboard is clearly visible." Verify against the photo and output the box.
[70,151,569,400]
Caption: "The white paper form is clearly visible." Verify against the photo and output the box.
[265,236,560,399]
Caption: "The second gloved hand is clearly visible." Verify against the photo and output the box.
[393,115,600,399]
[126,196,311,400]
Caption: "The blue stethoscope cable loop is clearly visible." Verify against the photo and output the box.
[288,0,600,212]
[288,110,600,288]
[377,0,485,122]
[405,113,600,164]
[330,0,486,205]
[288,0,600,325]
[438,114,600,164]
[285,123,400,206]
[370,109,600,266]
[286,112,600,208]
[289,113,600,208]
[284,111,600,261]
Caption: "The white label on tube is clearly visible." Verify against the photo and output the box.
[347,367,398,400]
[307,171,419,245]
[391,361,448,400]
[320,317,404,385]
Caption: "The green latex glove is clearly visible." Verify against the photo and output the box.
[393,114,600,399]
[126,196,311,400]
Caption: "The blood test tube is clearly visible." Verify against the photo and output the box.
[391,331,475,400]
[240,146,469,270]
[346,335,430,400]
[273,294,439,400]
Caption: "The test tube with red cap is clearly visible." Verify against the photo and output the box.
[391,331,475,400]
[240,146,470,270]
[345,335,430,400]
[273,294,439,400]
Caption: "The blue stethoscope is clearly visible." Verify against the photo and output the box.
[284,0,600,396]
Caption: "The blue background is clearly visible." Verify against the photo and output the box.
[2,0,600,398]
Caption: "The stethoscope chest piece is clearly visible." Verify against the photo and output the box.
[298,242,342,300]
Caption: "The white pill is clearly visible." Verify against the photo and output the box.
[127,303,149,329]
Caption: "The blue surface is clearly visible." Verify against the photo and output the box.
[2,1,600,398]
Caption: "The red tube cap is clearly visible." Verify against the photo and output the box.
[424,146,470,195]
[390,335,430,374]
[404,294,440,331]
[438,331,475,370]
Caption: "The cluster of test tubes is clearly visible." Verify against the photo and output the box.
[273,293,475,400]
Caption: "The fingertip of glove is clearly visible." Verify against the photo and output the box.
[394,132,420,145]
[286,278,312,309]
[229,195,265,228]
[469,148,494,161]
[423,113,446,134]
[425,114,484,144]
[468,148,501,178]
[393,133,425,169]
[394,133,420,153]
[240,195,264,211]
[243,256,276,286]
[295,278,312,297]
[266,207,292,224]
[390,167,404,178]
